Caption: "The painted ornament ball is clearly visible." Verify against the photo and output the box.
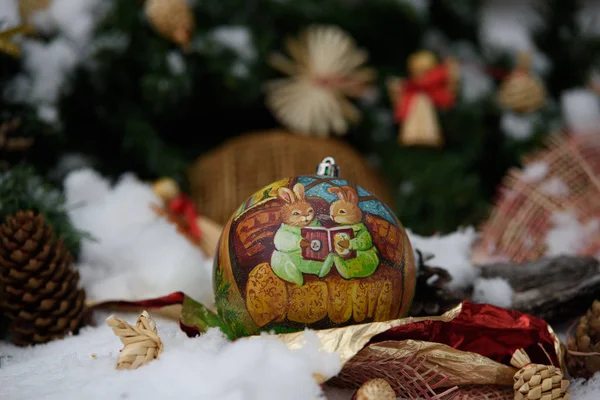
[213,160,416,337]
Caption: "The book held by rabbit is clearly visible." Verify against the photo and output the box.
[301,226,356,261]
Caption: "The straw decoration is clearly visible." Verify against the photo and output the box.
[106,311,164,370]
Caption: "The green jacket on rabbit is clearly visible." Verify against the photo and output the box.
[325,222,379,280]
[271,219,325,286]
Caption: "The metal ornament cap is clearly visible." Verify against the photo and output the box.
[316,157,340,177]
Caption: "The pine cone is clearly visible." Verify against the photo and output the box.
[0,211,87,346]
[511,348,570,400]
[567,300,600,379]
[409,251,465,317]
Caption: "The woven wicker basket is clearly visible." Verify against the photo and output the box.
[472,133,600,265]
[187,130,393,225]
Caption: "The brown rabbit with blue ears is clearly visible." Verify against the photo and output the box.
[320,186,379,279]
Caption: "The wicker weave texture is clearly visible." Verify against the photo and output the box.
[187,130,393,225]
[446,385,513,400]
[328,346,457,400]
[473,133,600,265]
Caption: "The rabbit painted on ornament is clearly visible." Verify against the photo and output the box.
[320,186,379,279]
[270,183,327,286]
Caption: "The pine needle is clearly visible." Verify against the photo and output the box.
[0,164,92,258]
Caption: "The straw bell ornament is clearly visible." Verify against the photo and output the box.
[387,50,458,148]
[145,0,195,50]
[498,52,546,114]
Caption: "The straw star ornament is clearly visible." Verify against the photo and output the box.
[264,25,376,138]
[107,311,163,370]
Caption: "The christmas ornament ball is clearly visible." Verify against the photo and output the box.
[213,158,416,337]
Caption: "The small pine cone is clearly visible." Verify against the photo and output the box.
[511,348,570,400]
[0,211,87,346]
[409,258,463,317]
[566,300,600,379]
[352,378,396,400]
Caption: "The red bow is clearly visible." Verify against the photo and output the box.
[394,64,456,122]
[168,194,202,240]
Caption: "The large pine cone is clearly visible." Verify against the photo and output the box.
[567,300,600,379]
[0,211,87,346]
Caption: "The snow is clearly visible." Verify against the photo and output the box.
[561,89,600,136]
[397,0,429,16]
[398,181,415,196]
[545,210,600,257]
[63,168,214,305]
[472,277,514,308]
[572,374,600,400]
[479,0,539,53]
[166,51,186,75]
[501,112,536,141]
[520,161,549,183]
[460,66,494,103]
[0,319,340,400]
[0,0,19,27]
[2,0,109,124]
[539,177,570,197]
[407,227,479,290]
[578,0,600,37]
[204,26,256,78]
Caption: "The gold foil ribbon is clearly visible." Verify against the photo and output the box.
[275,303,462,367]
[359,340,516,387]
[88,299,565,387]
[273,303,565,386]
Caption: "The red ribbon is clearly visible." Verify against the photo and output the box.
[370,302,560,368]
[394,64,456,122]
[168,194,202,240]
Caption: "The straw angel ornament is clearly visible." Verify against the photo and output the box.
[264,25,376,138]
[387,51,459,147]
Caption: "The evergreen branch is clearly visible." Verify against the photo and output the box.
[0,164,91,258]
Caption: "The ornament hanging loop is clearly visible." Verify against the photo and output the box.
[316,157,340,177]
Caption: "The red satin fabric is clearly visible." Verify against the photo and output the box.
[371,301,559,368]
[394,65,456,122]
[89,292,186,311]
[169,194,202,239]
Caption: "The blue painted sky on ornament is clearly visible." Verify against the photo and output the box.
[297,176,396,225]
